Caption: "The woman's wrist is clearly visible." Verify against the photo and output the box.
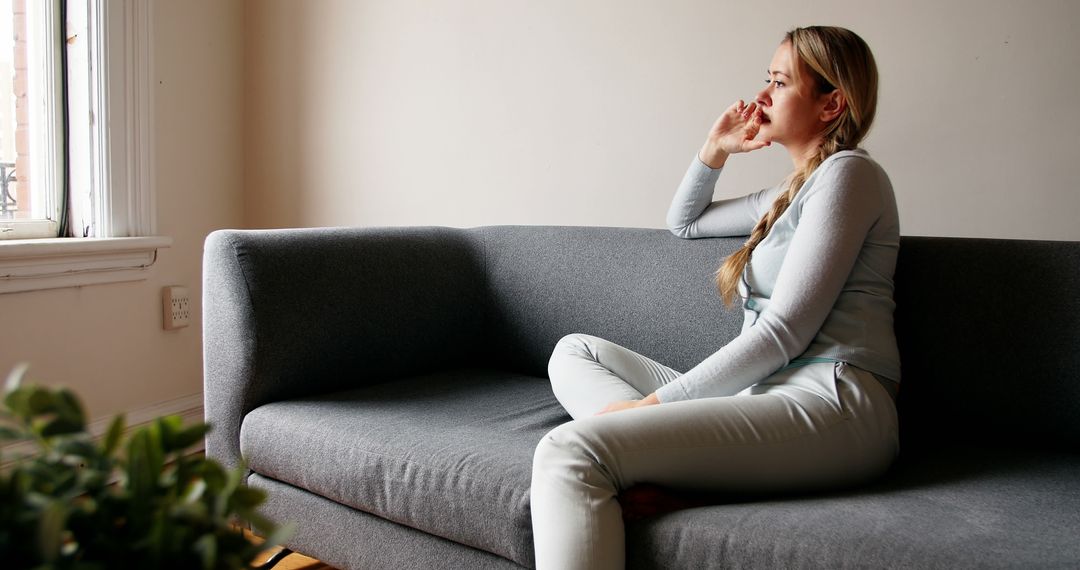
[698,144,729,169]
[597,393,661,415]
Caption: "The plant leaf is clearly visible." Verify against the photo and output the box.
[54,437,99,461]
[230,485,267,511]
[37,499,70,562]
[4,362,30,393]
[103,414,126,458]
[126,430,158,520]
[26,386,54,416]
[194,533,218,570]
[181,478,207,504]
[156,415,183,452]
[1,379,277,568]
[39,415,86,438]
[53,388,87,430]
[4,385,30,417]
[170,423,210,452]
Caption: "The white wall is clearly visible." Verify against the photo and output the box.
[0,0,244,420]
[245,0,1080,241]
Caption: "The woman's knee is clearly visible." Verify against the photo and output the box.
[532,421,615,488]
[551,333,597,358]
[548,334,598,375]
[533,421,586,471]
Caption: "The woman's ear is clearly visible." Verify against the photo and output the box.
[820,90,847,122]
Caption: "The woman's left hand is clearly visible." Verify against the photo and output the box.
[598,393,660,415]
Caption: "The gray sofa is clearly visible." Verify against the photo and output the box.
[203,226,1080,569]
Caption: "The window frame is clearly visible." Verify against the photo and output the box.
[0,0,170,295]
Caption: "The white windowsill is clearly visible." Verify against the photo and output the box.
[0,236,172,294]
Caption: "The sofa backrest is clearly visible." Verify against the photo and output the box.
[474,227,1080,451]
[893,237,1080,450]
[474,225,745,376]
[204,226,1080,462]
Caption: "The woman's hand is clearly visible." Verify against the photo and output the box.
[597,393,661,415]
[698,100,771,169]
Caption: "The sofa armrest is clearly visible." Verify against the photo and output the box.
[202,227,486,470]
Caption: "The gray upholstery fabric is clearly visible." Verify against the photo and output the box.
[241,369,565,567]
[204,227,487,470]
[202,226,1080,569]
[249,474,523,570]
[626,448,1080,569]
[477,226,744,377]
[894,237,1080,449]
[243,367,1080,569]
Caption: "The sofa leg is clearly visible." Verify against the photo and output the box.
[255,548,295,570]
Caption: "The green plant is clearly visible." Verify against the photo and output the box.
[0,366,290,569]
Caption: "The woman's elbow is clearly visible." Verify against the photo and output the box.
[667,218,696,239]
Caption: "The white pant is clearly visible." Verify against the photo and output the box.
[531,334,899,570]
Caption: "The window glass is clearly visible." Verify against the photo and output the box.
[1,0,27,221]
[1,0,61,238]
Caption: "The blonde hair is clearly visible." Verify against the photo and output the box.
[715,26,879,306]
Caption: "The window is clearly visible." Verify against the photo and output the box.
[0,0,169,294]
[2,0,62,238]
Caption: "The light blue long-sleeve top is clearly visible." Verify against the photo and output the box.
[654,149,901,403]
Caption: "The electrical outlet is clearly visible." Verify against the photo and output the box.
[162,286,191,330]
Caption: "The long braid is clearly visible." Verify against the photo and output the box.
[714,26,875,306]
[714,141,839,305]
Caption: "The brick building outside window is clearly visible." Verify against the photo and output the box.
[1,0,30,221]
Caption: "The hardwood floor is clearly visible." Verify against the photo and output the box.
[248,531,339,570]
[253,547,337,570]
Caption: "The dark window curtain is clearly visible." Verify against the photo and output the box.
[56,0,71,237]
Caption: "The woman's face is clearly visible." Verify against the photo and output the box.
[754,41,830,149]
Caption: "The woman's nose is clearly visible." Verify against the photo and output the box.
[754,84,771,107]
[755,88,770,107]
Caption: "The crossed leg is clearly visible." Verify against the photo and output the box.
[547,334,682,419]
[534,334,898,570]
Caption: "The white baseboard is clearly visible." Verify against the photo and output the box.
[2,391,205,469]
[86,392,205,447]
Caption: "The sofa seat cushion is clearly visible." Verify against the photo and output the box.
[626,447,1080,569]
[240,369,566,567]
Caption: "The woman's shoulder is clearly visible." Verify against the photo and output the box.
[796,148,895,213]
[821,148,886,174]
[810,148,891,191]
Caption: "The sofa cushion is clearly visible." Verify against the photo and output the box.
[248,473,523,570]
[240,369,565,567]
[243,367,1080,569]
[626,447,1080,569]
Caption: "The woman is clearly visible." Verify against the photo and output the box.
[531,26,900,569]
